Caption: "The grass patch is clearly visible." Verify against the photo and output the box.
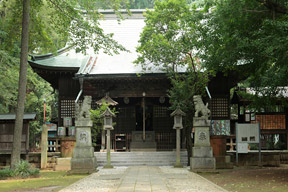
[0,170,87,192]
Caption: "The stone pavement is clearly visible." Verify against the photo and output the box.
[60,166,227,192]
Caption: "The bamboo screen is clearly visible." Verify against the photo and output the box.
[251,114,286,130]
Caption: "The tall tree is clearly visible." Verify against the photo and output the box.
[193,0,288,106]
[135,0,208,164]
[7,0,129,169]
[11,0,30,169]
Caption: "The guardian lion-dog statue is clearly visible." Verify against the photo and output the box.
[75,96,92,120]
[193,95,210,118]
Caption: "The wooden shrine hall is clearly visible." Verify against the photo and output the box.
[29,10,241,152]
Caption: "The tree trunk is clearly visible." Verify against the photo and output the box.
[185,112,194,166]
[11,0,30,169]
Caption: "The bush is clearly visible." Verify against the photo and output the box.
[0,168,14,179]
[13,160,39,178]
[0,160,39,179]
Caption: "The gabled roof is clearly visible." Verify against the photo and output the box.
[29,10,185,80]
[77,18,150,76]
[0,113,37,121]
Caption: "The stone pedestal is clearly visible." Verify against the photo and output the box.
[70,119,97,174]
[190,118,215,171]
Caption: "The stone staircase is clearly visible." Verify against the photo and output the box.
[95,151,188,166]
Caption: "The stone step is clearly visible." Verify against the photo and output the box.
[95,151,188,166]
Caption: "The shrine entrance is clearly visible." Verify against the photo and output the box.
[136,105,153,132]
[98,97,176,152]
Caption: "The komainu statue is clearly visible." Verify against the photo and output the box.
[193,95,210,118]
[75,96,92,121]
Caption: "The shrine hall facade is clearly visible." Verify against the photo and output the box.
[29,10,243,152]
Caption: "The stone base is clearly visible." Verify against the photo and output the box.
[192,146,213,157]
[174,163,183,168]
[70,156,97,174]
[72,146,94,158]
[54,158,71,171]
[190,157,216,171]
[103,164,114,169]
[70,145,97,173]
[190,146,216,171]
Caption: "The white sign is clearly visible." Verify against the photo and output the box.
[237,143,249,153]
[236,123,259,143]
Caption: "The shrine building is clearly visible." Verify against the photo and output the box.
[28,10,287,160]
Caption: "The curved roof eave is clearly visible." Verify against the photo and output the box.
[28,47,89,71]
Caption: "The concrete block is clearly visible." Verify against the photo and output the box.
[57,157,71,164]
[72,146,94,158]
[190,157,216,170]
[192,146,213,157]
[70,157,97,173]
[55,158,71,171]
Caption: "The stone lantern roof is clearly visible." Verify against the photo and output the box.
[170,106,186,117]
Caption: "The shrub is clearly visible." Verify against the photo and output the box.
[0,168,14,179]
[13,160,39,178]
[0,160,39,179]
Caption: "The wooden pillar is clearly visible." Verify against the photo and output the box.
[142,97,146,141]
[25,123,30,160]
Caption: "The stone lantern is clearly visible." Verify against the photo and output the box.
[171,107,185,129]
[101,107,116,168]
[170,106,186,168]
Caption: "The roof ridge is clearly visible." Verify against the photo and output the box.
[29,46,72,61]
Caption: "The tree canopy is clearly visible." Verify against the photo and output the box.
[136,0,288,107]
[135,0,209,164]
[0,0,130,168]
[194,0,288,96]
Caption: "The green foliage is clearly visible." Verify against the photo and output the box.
[168,70,208,112]
[1,0,130,55]
[135,0,210,163]
[0,160,39,179]
[0,49,56,148]
[13,160,39,178]
[193,0,288,99]
[90,102,118,147]
[128,0,156,9]
[136,0,209,109]
[0,168,14,179]
[0,0,130,151]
